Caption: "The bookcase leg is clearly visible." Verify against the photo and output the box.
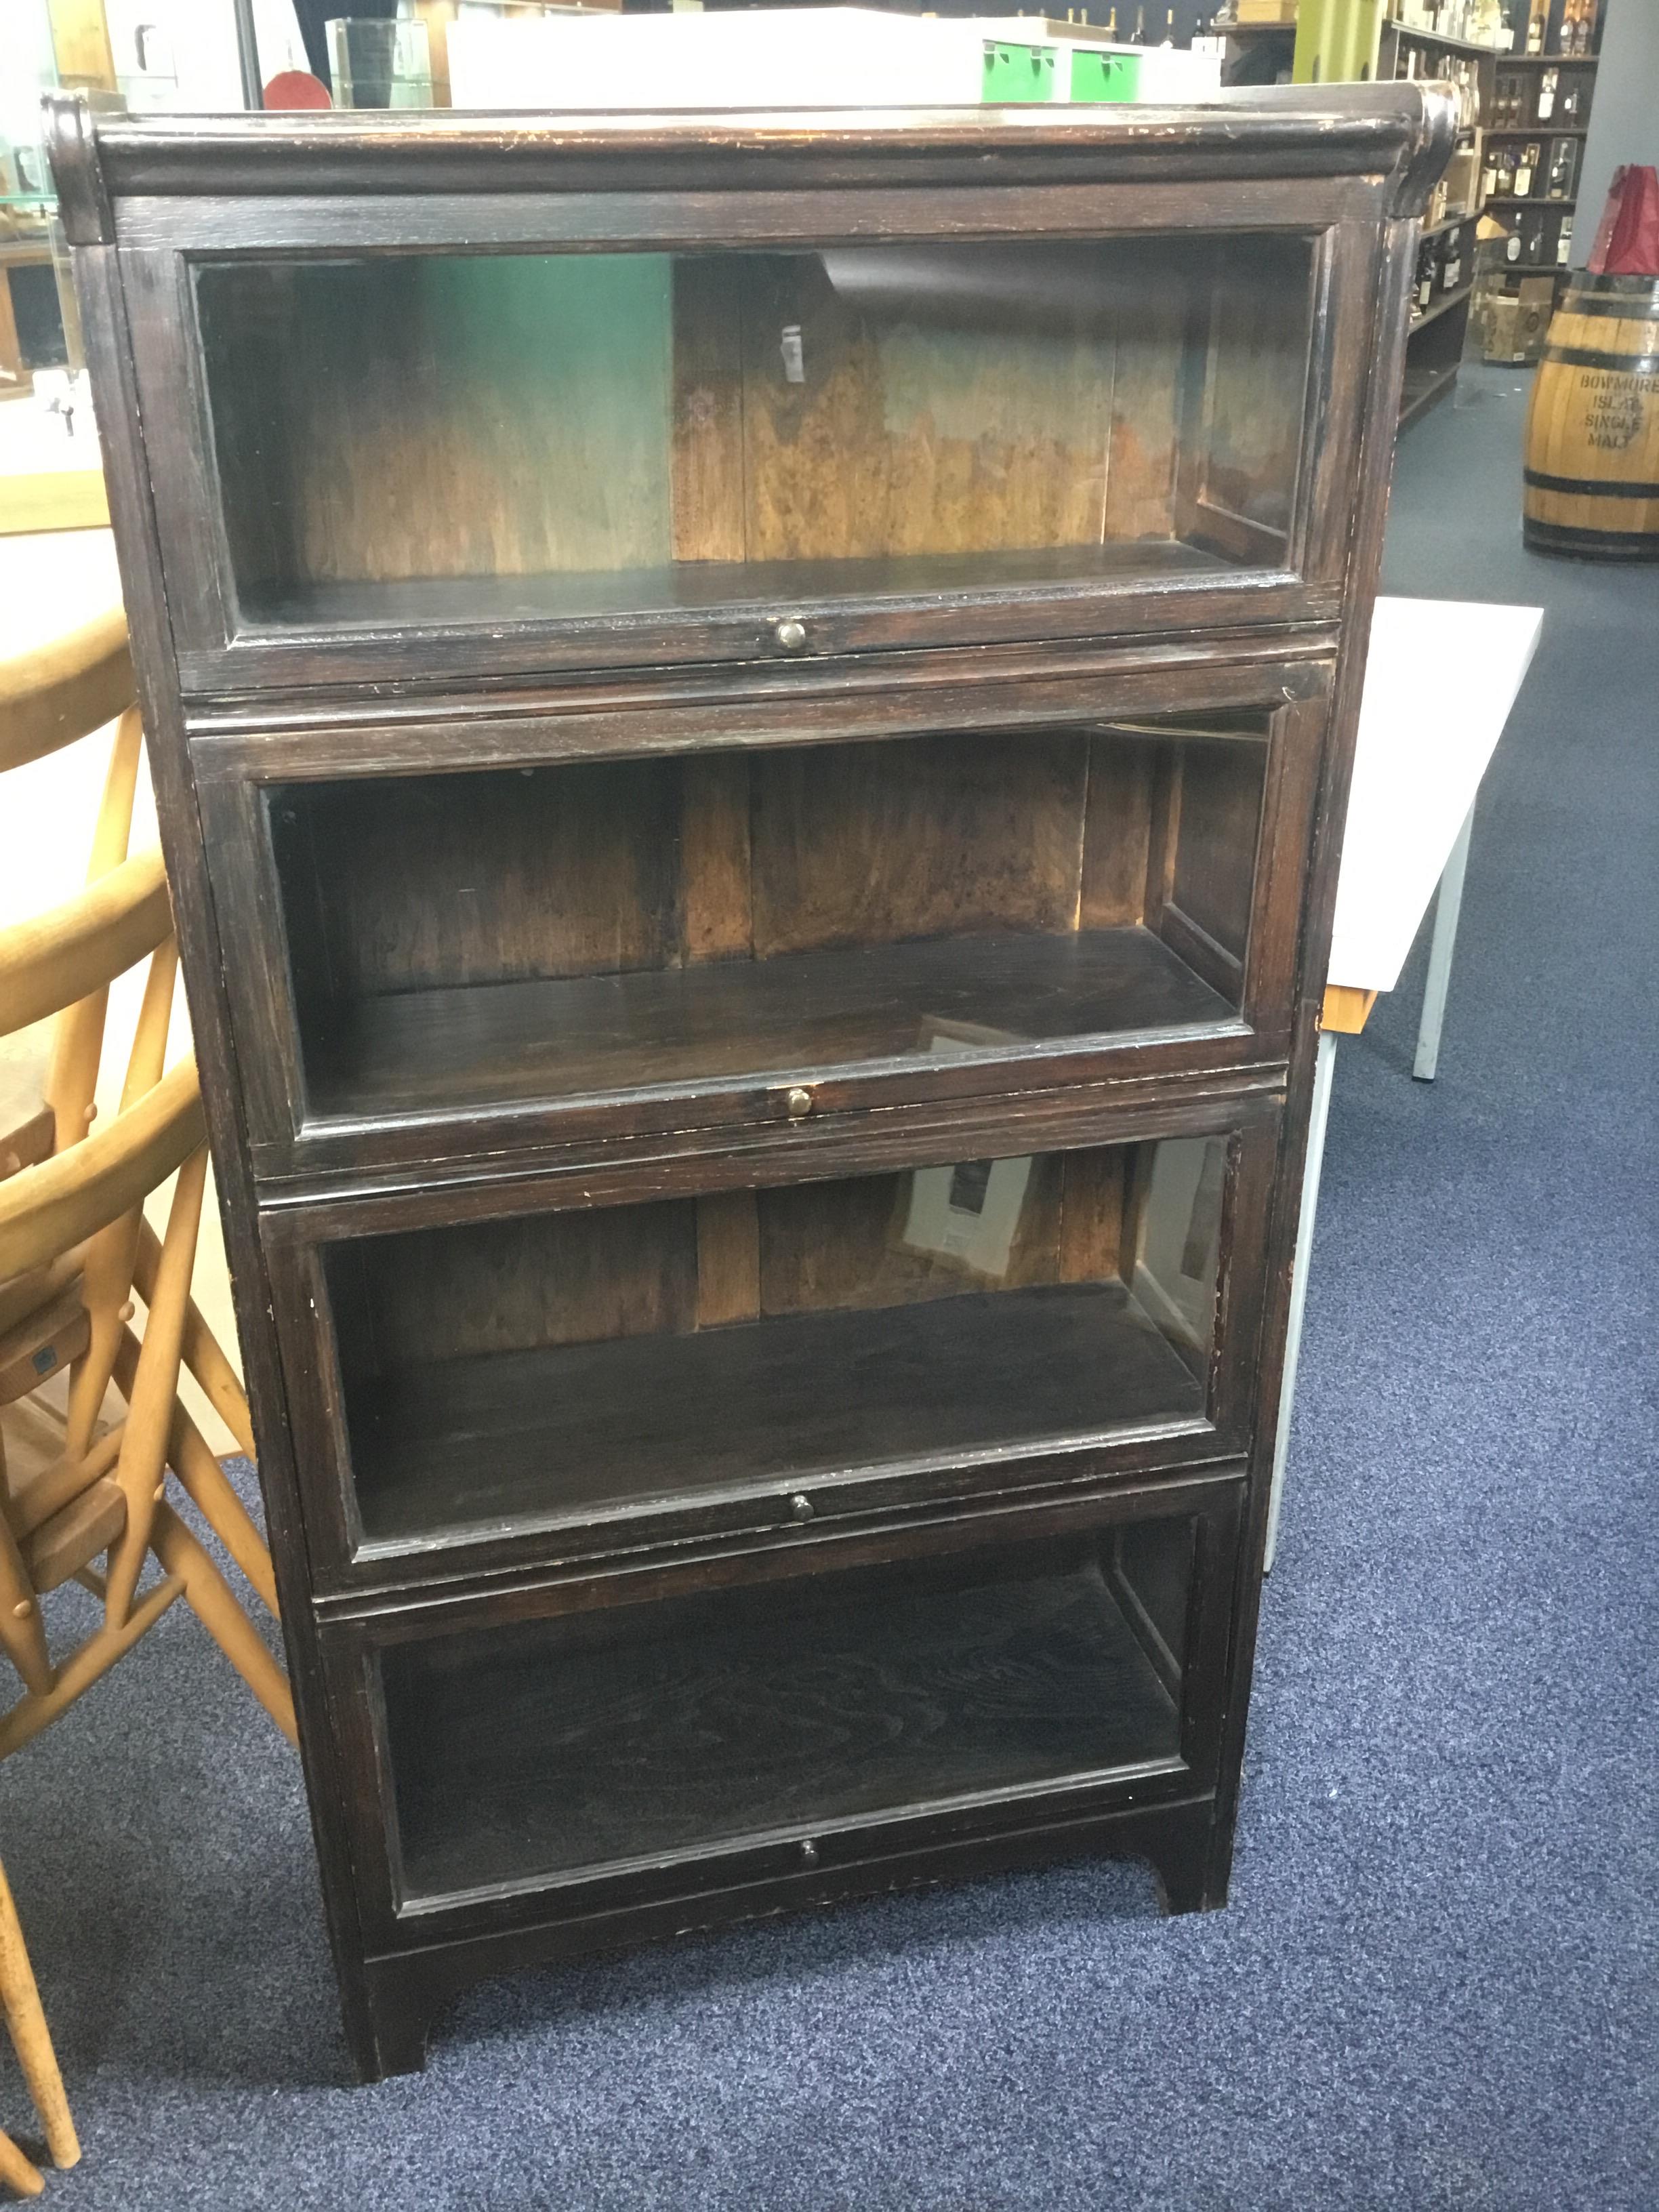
[1147,1807,1223,1916]
[353,1958,437,2083]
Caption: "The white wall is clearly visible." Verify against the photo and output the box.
[1573,0,1659,265]
[1,529,244,1457]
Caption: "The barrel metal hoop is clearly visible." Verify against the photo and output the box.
[1540,343,1659,375]
[1570,274,1659,296]
[1559,295,1659,322]
[1523,466,1659,499]
[1522,518,1659,558]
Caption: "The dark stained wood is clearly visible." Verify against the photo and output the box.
[232,540,1225,635]
[356,1785,1223,2074]
[300,927,1237,1126]
[279,762,682,999]
[53,87,1451,2078]
[48,94,1455,232]
[1078,733,1158,930]
[1059,1146,1127,1285]
[680,756,754,966]
[381,1528,1189,1900]
[329,1200,698,1370]
[695,1189,760,1328]
[1168,739,1266,967]
[347,1281,1206,1553]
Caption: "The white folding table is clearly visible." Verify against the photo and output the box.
[1265,596,1544,1570]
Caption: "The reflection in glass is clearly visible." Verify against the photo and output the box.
[325,1135,1229,1550]
[268,721,1267,1131]
[381,1513,1200,1899]
[194,235,1315,634]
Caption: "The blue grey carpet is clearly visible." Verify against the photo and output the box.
[3,367,1655,2208]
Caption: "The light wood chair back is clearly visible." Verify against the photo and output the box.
[0,608,294,1767]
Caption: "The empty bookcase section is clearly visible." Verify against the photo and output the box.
[190,237,1315,666]
[257,715,1277,1149]
[308,1134,1233,1559]
[377,1507,1216,1906]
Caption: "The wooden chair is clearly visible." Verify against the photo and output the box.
[0,608,295,1759]
[0,1858,79,2197]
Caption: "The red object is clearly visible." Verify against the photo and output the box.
[1587,165,1659,278]
[262,70,331,110]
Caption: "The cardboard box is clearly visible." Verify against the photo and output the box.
[1476,277,1555,365]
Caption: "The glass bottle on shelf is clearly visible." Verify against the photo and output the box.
[1555,213,1574,264]
[1494,143,1517,195]
[1513,140,1539,196]
[1441,230,1463,290]
[1525,1,1544,54]
[1537,65,1556,118]
[1481,142,1500,201]
[1414,243,1435,316]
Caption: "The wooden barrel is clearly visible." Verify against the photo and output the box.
[1523,273,1659,560]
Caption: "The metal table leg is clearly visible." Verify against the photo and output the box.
[1412,799,1476,1082]
[1264,1027,1337,1574]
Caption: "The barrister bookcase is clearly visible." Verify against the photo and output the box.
[49,84,1453,2079]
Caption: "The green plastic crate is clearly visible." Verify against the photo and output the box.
[1069,49,1140,103]
[979,41,1058,102]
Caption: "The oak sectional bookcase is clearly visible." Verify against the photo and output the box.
[49,84,1453,2079]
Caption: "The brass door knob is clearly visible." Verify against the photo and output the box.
[785,1086,814,1121]
[774,617,808,653]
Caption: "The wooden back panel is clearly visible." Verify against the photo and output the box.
[192,237,1320,602]
[273,723,1267,1015]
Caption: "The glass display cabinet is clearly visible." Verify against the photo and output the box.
[49,85,1454,2079]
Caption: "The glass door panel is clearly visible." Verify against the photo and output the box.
[379,1510,1204,1902]
[265,716,1269,1138]
[192,234,1317,652]
[323,1134,1229,1554]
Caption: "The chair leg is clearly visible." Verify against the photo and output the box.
[134,1218,257,1463]
[0,1577,184,1763]
[112,1332,279,1620]
[60,1214,140,1466]
[44,705,144,1161]
[103,1149,207,1629]
[0,1525,52,1703]
[65,939,180,1467]
[0,2125,43,2196]
[149,1506,297,1748]
[0,1860,79,2171]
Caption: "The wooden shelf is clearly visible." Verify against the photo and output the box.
[305,926,1237,1130]
[1408,280,1475,336]
[352,1277,1209,1552]
[238,539,1231,641]
[1484,125,1587,137]
[1383,17,1510,59]
[1486,193,1576,209]
[383,1531,1185,1898]
[1422,210,1478,240]
[1504,49,1601,62]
